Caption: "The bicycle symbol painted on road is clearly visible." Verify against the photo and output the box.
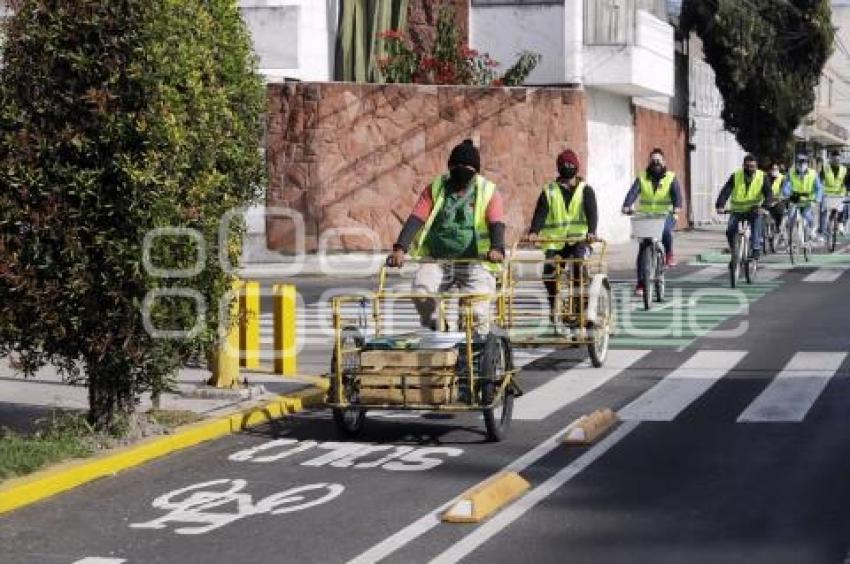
[130,478,344,535]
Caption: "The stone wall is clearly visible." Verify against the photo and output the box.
[634,105,690,229]
[407,0,469,55]
[266,82,587,253]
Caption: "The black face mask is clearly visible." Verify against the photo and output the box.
[449,166,476,188]
[559,165,577,180]
[649,163,665,177]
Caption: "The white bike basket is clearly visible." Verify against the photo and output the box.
[630,215,667,240]
[823,195,846,211]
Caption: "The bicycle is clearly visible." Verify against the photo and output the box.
[720,208,763,288]
[822,195,850,253]
[786,201,812,265]
[625,211,667,311]
[761,208,778,255]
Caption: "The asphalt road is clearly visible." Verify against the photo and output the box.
[4,245,850,564]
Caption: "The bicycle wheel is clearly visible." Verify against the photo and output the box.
[802,225,810,262]
[480,334,514,442]
[654,246,666,303]
[787,217,796,265]
[640,243,652,311]
[729,237,741,288]
[330,327,366,438]
[831,212,839,253]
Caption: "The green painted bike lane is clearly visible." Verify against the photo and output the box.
[610,278,783,349]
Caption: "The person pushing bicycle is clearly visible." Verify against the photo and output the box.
[715,154,775,260]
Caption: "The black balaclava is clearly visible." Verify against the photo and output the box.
[447,139,481,190]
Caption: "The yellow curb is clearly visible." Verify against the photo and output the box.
[0,386,325,515]
[442,471,531,523]
[562,408,619,446]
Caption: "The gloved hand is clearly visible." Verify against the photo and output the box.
[586,233,597,243]
[486,249,505,263]
[715,207,725,215]
[386,247,405,268]
[621,206,633,215]
[526,232,540,243]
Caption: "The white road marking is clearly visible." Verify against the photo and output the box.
[346,418,607,564]
[618,351,747,421]
[73,558,127,563]
[513,350,650,421]
[678,266,723,283]
[427,421,640,564]
[803,269,844,282]
[738,352,847,422]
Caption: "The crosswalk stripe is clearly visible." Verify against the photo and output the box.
[803,269,844,282]
[618,351,746,421]
[513,350,649,421]
[737,352,847,423]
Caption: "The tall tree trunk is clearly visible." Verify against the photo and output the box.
[87,357,135,431]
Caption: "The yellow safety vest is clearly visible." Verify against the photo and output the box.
[790,169,817,204]
[638,171,676,213]
[411,174,500,272]
[770,174,784,197]
[539,181,588,250]
[730,169,765,212]
[823,165,847,196]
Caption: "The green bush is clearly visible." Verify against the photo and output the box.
[0,0,266,429]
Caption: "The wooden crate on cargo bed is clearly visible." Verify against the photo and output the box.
[360,349,458,369]
[357,372,455,405]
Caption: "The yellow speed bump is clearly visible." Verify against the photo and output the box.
[563,408,619,446]
[442,471,530,523]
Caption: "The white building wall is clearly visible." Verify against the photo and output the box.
[470,3,565,84]
[586,88,635,243]
[689,38,746,224]
[240,0,338,82]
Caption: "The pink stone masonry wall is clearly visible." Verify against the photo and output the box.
[267,82,587,253]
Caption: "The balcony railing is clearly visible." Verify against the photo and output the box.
[584,0,668,46]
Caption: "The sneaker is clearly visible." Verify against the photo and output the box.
[634,282,645,297]
[839,224,846,236]
[665,253,678,267]
[751,249,761,260]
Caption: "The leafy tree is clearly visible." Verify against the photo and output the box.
[0,0,265,430]
[683,0,834,162]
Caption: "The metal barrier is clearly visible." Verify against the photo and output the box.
[208,280,297,388]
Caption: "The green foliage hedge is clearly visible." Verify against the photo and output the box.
[0,0,266,427]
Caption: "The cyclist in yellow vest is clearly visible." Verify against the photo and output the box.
[715,154,775,259]
[527,149,597,318]
[766,161,786,231]
[386,139,505,334]
[621,148,683,296]
[820,150,850,234]
[781,153,824,241]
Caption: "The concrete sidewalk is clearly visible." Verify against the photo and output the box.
[0,363,317,435]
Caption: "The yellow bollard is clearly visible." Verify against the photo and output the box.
[209,280,243,388]
[273,284,297,376]
[240,281,261,369]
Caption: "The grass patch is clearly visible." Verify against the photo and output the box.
[0,411,97,481]
[0,407,208,482]
[147,409,204,428]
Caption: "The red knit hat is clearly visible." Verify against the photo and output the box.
[557,149,580,170]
